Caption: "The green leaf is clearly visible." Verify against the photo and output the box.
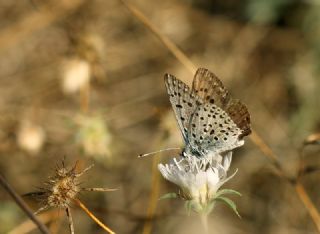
[184,200,193,215]
[159,193,178,200]
[214,189,242,199]
[215,196,241,218]
[204,200,215,214]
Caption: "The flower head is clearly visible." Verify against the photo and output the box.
[75,115,112,160]
[27,160,117,234]
[34,161,93,213]
[17,121,46,155]
[158,152,240,214]
[61,58,91,94]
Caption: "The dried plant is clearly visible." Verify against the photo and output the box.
[26,160,116,234]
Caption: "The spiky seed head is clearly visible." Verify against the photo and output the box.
[37,161,90,211]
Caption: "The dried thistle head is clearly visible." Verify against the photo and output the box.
[27,160,116,234]
[35,160,92,214]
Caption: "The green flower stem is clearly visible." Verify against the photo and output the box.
[200,213,209,234]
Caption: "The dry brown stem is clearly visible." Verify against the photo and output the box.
[119,0,197,74]
[74,198,116,234]
[142,155,161,234]
[8,210,58,234]
[0,174,50,234]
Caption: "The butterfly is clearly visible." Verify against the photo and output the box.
[164,68,251,158]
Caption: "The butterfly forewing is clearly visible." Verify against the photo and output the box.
[164,74,201,142]
[192,68,230,108]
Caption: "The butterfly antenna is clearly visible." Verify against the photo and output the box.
[138,148,181,158]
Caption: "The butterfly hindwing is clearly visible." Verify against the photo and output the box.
[225,99,251,138]
[188,103,244,155]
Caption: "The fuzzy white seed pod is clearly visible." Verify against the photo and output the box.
[17,122,46,155]
[61,58,91,94]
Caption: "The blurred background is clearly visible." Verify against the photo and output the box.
[0,0,320,233]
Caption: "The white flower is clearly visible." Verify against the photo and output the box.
[158,152,237,213]
[75,115,112,160]
[17,121,46,155]
[61,58,91,94]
